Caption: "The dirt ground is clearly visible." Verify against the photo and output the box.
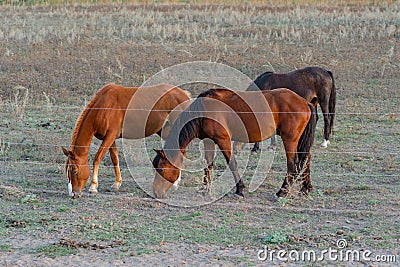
[0,2,399,266]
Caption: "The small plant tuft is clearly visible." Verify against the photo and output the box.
[262,231,289,245]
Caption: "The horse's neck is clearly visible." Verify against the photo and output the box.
[164,134,192,169]
[70,125,94,160]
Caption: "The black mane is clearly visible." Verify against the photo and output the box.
[247,71,274,91]
[164,96,205,153]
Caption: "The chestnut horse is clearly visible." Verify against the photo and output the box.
[235,66,335,153]
[152,88,316,199]
[62,83,191,198]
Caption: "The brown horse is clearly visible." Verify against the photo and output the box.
[235,66,335,153]
[152,88,316,199]
[62,83,191,198]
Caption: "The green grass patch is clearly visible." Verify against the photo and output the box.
[35,244,78,258]
[262,231,289,245]
[367,200,380,206]
[0,244,11,252]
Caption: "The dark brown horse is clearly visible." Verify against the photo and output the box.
[152,88,316,199]
[62,83,191,198]
[235,66,335,154]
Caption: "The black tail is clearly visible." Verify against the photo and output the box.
[327,70,336,136]
[296,103,317,173]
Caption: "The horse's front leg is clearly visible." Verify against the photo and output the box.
[217,139,245,197]
[109,141,122,190]
[202,139,215,193]
[250,142,260,154]
[91,136,117,193]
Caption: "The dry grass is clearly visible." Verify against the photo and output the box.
[0,1,399,265]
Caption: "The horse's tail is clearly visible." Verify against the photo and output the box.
[297,103,317,173]
[327,70,336,136]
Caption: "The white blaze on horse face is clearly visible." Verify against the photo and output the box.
[68,180,73,197]
[173,170,182,188]
[66,166,73,197]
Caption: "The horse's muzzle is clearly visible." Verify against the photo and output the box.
[153,173,173,199]
[71,192,82,199]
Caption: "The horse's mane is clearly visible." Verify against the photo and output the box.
[246,71,274,91]
[254,71,274,85]
[70,84,114,148]
[164,90,216,152]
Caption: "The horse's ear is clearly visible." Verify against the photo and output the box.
[61,147,69,157]
[62,147,76,159]
[153,149,166,158]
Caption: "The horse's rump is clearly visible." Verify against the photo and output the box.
[123,84,190,139]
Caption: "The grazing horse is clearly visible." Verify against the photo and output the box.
[152,88,316,199]
[235,66,335,153]
[62,83,191,198]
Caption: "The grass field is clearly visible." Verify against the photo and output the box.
[0,1,399,266]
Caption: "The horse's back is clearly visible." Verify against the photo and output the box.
[92,83,137,109]
[197,89,276,142]
[123,84,190,139]
[93,83,189,109]
[250,66,333,102]
[265,88,310,112]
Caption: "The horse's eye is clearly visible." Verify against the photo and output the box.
[71,169,79,175]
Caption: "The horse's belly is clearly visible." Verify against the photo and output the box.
[229,113,276,143]
[122,111,166,139]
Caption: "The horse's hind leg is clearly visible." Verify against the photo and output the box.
[109,141,122,190]
[276,160,296,198]
[319,101,331,148]
[299,153,313,195]
[276,139,297,198]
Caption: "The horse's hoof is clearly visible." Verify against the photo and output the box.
[272,194,280,202]
[320,140,330,148]
[112,183,121,191]
[71,193,82,199]
[234,192,245,198]
[300,186,313,196]
[275,189,288,199]
[251,150,258,156]
[198,185,210,195]
[89,188,98,194]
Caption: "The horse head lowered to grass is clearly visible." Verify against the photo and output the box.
[152,88,317,199]
[62,83,191,198]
